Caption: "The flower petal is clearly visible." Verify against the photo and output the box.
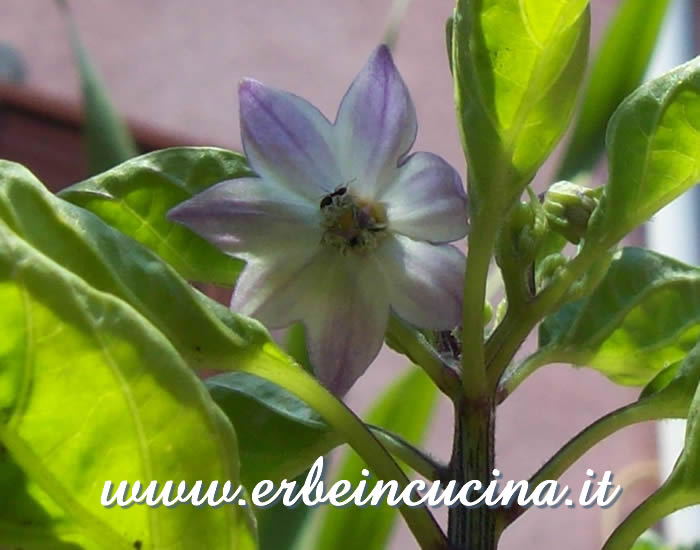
[234,247,390,395]
[239,78,341,200]
[230,245,321,324]
[167,177,321,261]
[381,152,468,243]
[334,45,417,198]
[376,235,465,329]
[304,253,390,395]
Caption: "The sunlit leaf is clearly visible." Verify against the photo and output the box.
[452,0,589,209]
[539,247,700,386]
[59,147,253,285]
[0,218,255,550]
[0,161,268,372]
[587,57,700,248]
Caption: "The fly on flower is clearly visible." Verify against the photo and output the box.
[168,45,468,395]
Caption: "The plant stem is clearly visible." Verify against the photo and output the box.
[449,397,497,550]
[461,209,500,400]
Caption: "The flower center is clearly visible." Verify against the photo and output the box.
[319,186,388,254]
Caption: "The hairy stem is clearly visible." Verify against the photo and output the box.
[449,397,497,550]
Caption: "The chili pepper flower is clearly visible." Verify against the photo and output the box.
[169,45,468,395]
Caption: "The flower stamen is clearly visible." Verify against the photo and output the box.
[320,187,387,254]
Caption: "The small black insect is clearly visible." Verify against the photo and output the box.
[320,186,347,208]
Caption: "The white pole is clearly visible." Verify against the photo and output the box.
[645,0,699,544]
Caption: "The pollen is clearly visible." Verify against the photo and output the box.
[320,188,388,254]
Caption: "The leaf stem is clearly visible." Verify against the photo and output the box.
[496,398,669,533]
[494,346,559,402]
[238,347,448,550]
[486,245,601,386]
[369,425,449,482]
[602,482,692,550]
[386,316,462,402]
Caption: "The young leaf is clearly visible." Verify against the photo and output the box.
[587,57,700,248]
[0,161,268,372]
[59,147,253,286]
[558,0,672,179]
[57,0,138,174]
[452,0,590,208]
[314,368,439,550]
[0,220,255,550]
[538,247,700,386]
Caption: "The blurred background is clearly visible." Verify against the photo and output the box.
[0,1,698,549]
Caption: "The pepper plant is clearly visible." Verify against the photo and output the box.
[0,0,698,549]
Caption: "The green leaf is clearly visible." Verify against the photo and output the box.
[0,218,255,550]
[587,57,700,248]
[314,368,438,550]
[2,162,446,548]
[0,161,269,373]
[452,0,589,208]
[206,372,338,489]
[558,0,672,179]
[59,147,253,286]
[603,345,700,550]
[57,0,138,174]
[539,247,700,386]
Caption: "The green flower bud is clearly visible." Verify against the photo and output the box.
[483,301,494,326]
[495,200,546,269]
[535,252,567,291]
[543,181,598,244]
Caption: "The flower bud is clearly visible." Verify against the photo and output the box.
[543,181,598,244]
[495,200,546,269]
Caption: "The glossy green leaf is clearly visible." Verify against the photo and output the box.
[57,0,138,174]
[59,147,253,285]
[452,0,590,207]
[0,161,270,372]
[207,372,338,489]
[587,57,700,248]
[558,0,671,179]
[0,218,255,550]
[603,345,700,550]
[314,368,438,550]
[539,247,700,386]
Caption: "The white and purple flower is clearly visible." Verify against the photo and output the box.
[169,45,468,395]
